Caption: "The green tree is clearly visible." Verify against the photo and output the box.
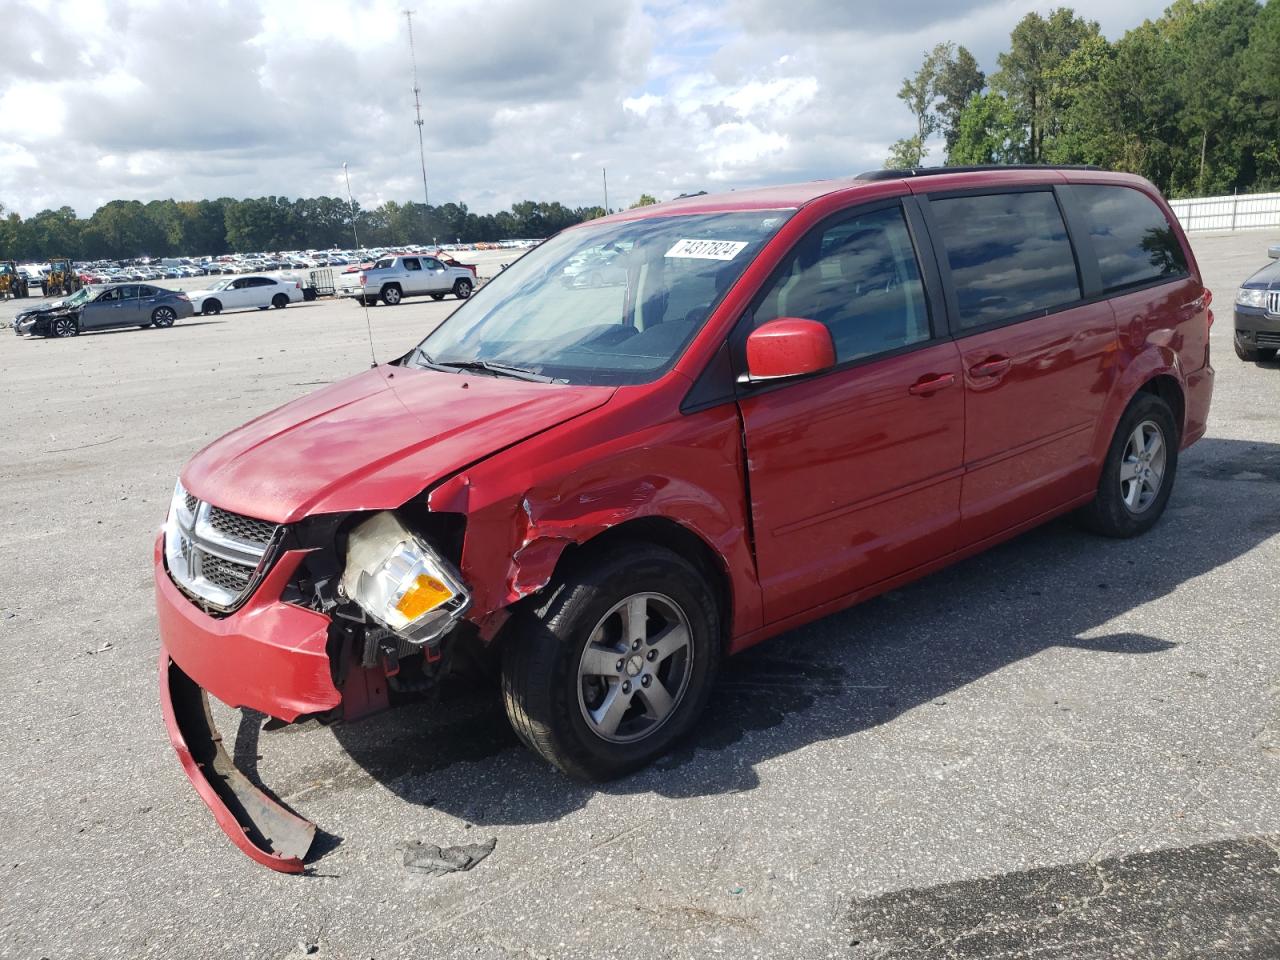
[630,194,658,208]
[948,92,1026,165]
[991,8,1100,162]
[935,46,986,152]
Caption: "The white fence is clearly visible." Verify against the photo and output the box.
[1167,191,1280,232]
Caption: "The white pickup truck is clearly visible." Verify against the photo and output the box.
[338,255,476,306]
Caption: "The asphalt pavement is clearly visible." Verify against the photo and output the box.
[0,231,1277,959]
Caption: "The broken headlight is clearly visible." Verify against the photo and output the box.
[340,511,470,644]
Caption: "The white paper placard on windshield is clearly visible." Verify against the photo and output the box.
[664,238,749,261]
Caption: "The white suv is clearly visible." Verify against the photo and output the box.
[338,255,476,305]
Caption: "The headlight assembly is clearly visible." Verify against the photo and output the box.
[340,511,470,644]
[1236,287,1267,308]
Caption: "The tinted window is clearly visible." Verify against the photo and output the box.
[250,277,274,287]
[139,286,157,297]
[423,258,442,270]
[1073,185,1188,292]
[403,257,421,271]
[754,205,930,363]
[930,191,1081,330]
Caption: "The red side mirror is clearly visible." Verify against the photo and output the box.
[745,318,836,380]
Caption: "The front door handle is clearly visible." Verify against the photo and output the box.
[908,373,957,396]
[969,356,1012,378]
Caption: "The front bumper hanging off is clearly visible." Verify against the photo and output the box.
[158,652,316,873]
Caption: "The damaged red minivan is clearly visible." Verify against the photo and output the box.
[157,166,1213,870]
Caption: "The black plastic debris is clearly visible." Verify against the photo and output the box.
[400,837,496,876]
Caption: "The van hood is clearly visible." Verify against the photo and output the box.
[181,365,615,523]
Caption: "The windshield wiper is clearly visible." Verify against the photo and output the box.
[428,358,555,383]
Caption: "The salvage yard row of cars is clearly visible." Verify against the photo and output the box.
[12,275,303,337]
[8,240,538,291]
[153,166,1227,871]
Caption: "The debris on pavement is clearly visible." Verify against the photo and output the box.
[399,837,497,877]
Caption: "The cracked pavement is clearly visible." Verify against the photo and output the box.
[0,236,1278,959]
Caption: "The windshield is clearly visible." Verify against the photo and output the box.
[211,278,233,291]
[64,287,93,306]
[412,211,793,385]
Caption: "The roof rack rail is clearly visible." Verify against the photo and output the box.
[855,164,1103,182]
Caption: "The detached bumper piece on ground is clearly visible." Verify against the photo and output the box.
[158,654,315,873]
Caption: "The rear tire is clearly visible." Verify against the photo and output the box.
[271,293,288,309]
[1076,391,1179,538]
[501,543,719,781]
[151,306,176,328]
[381,284,402,306]
[430,293,445,301]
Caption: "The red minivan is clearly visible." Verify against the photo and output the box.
[156,166,1213,870]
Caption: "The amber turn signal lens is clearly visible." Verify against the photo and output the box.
[394,574,452,620]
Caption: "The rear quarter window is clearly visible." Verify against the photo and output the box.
[928,190,1081,331]
[1071,185,1189,292]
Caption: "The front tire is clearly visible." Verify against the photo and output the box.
[1076,392,1179,538]
[453,278,473,300]
[202,299,222,316]
[1234,336,1276,362]
[502,543,719,781]
[51,317,79,338]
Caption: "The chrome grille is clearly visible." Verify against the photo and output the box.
[165,495,279,611]
[1267,290,1280,317]
[207,506,275,548]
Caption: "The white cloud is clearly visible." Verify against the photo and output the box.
[0,0,1171,222]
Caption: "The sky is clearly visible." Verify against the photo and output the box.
[0,0,1171,219]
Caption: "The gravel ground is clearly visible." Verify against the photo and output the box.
[0,231,1276,960]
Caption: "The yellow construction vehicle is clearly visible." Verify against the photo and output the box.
[0,260,29,299]
[45,258,81,297]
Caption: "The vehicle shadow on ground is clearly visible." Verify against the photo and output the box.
[291,437,1280,827]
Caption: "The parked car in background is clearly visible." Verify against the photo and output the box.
[1234,243,1280,362]
[188,275,303,315]
[338,253,476,305]
[14,283,193,337]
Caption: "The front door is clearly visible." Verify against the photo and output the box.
[923,189,1118,544]
[400,257,427,294]
[421,257,451,292]
[737,200,966,624]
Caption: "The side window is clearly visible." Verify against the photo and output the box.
[402,257,421,271]
[250,277,274,287]
[422,258,442,270]
[232,278,249,289]
[1072,185,1189,292]
[139,285,156,297]
[929,191,1081,330]
[753,204,930,363]
[117,285,139,300]
[98,288,120,302]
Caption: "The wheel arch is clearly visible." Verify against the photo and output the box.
[548,517,734,651]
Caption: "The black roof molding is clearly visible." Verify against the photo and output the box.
[856,164,1103,182]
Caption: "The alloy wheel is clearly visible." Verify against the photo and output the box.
[576,592,694,744]
[1120,419,1166,513]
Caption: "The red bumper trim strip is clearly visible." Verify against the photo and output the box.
[158,651,315,873]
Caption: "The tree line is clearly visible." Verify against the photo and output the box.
[888,0,1280,198]
[0,196,623,262]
